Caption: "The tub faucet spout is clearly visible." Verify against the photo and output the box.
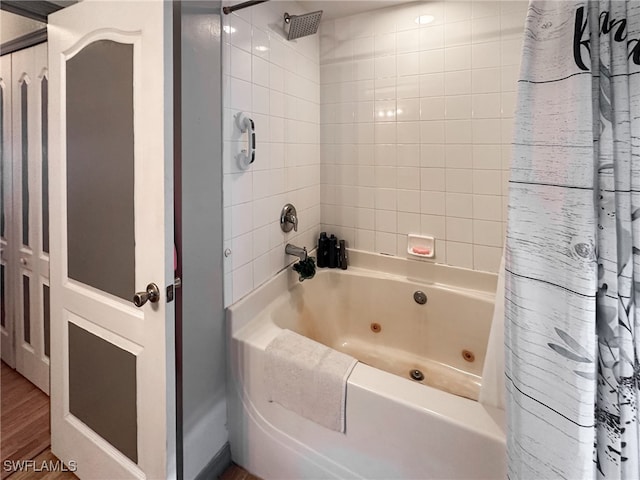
[285,244,307,261]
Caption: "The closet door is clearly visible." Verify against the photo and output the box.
[11,43,50,394]
[0,54,14,368]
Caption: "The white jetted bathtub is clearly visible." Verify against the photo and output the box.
[227,250,506,479]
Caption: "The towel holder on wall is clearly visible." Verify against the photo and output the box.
[235,111,255,170]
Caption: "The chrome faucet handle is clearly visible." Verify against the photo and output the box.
[280,203,298,232]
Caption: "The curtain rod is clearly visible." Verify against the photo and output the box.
[222,0,268,15]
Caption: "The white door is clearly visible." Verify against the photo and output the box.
[1,44,50,385]
[49,1,176,478]
[11,43,50,393]
[0,53,14,368]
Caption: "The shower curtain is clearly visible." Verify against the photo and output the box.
[506,1,639,478]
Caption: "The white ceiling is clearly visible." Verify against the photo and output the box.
[46,0,410,21]
[300,0,410,20]
[1,0,418,38]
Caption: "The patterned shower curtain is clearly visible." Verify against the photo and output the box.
[506,0,640,478]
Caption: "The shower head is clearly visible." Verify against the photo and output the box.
[284,10,323,41]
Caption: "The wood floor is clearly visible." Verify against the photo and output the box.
[1,362,77,480]
[220,463,262,480]
[1,361,258,480]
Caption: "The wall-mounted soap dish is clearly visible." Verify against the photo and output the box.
[407,234,435,258]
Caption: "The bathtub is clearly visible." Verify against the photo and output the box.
[226,250,506,479]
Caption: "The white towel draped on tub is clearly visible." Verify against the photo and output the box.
[264,329,358,433]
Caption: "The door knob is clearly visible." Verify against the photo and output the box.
[133,283,160,307]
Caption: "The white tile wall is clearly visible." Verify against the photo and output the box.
[222,1,321,306]
[319,0,527,273]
